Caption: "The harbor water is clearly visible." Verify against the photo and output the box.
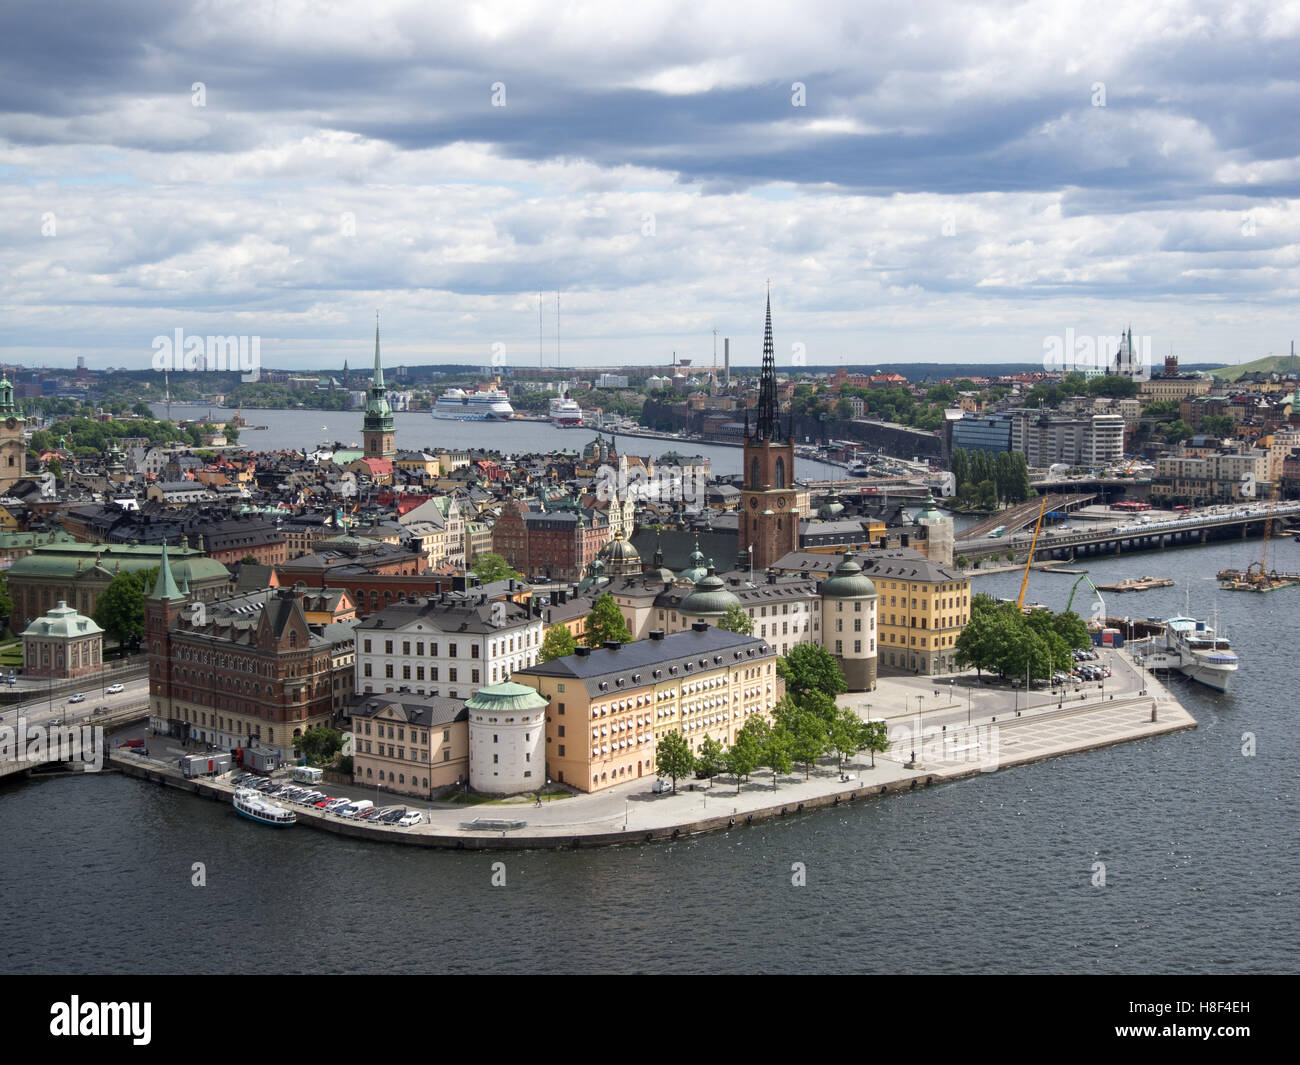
[2,536,1296,973]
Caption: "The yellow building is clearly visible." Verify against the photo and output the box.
[514,623,781,793]
[867,553,970,675]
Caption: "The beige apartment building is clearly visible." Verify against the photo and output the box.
[514,623,781,793]
[350,694,469,798]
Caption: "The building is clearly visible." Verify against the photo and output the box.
[145,547,340,753]
[864,551,970,675]
[21,600,104,679]
[1154,448,1274,502]
[465,680,549,794]
[740,292,800,569]
[350,693,469,799]
[354,593,544,700]
[362,320,397,461]
[0,375,25,494]
[514,623,782,793]
[5,542,230,632]
[951,413,1013,454]
[491,500,611,582]
[1005,410,1125,469]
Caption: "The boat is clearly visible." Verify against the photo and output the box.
[432,387,515,421]
[549,394,583,428]
[1216,566,1300,592]
[1096,575,1175,592]
[1129,615,1239,692]
[233,787,296,827]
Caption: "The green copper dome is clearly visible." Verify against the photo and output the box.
[678,538,708,584]
[915,489,945,525]
[679,564,741,617]
[820,553,877,599]
[465,681,548,714]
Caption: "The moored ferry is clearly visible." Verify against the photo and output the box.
[549,394,583,427]
[233,788,296,827]
[432,387,515,421]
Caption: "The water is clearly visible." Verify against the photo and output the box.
[2,536,1295,973]
[147,404,848,481]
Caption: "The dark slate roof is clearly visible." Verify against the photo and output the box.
[516,625,774,697]
[356,596,535,635]
[348,693,467,728]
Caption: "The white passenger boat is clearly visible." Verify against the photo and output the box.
[1131,615,1239,693]
[233,788,296,827]
[432,387,515,421]
[549,395,583,427]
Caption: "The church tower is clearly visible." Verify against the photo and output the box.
[146,543,189,735]
[740,290,799,570]
[0,374,26,494]
[363,317,396,460]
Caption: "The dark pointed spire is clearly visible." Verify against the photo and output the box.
[755,285,781,440]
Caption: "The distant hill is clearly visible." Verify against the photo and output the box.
[1208,355,1300,382]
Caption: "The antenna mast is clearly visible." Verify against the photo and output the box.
[712,328,718,392]
[539,293,544,370]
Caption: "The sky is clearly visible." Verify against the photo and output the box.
[1,0,1297,374]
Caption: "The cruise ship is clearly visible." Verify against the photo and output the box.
[432,387,514,421]
[549,394,583,428]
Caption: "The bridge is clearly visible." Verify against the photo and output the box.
[954,504,1300,564]
[960,494,1097,539]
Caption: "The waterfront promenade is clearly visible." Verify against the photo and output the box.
[109,645,1195,849]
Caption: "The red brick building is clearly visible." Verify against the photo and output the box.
[491,500,610,581]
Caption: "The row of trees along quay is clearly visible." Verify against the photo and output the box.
[655,644,890,794]
[955,593,1092,682]
[948,448,1032,509]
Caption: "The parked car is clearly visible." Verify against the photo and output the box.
[106,683,125,695]
[377,808,407,823]
[397,812,423,827]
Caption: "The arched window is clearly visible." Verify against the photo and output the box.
[775,456,785,489]
[751,457,760,489]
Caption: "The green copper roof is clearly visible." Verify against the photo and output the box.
[363,319,394,432]
[23,600,103,639]
[465,681,549,714]
[150,542,186,601]
[915,489,944,525]
[820,553,878,599]
[679,564,741,616]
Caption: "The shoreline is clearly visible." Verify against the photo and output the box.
[105,665,1196,850]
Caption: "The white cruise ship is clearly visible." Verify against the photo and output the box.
[549,394,583,427]
[432,387,514,421]
[1131,615,1239,692]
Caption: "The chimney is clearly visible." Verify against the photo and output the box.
[649,629,665,641]
[575,645,591,657]
[691,620,709,632]
[723,338,730,388]
[901,534,910,548]
[602,640,622,650]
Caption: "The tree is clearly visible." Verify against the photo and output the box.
[786,707,829,778]
[92,568,156,656]
[297,726,343,764]
[695,736,726,783]
[861,719,890,768]
[777,643,847,701]
[132,401,152,417]
[829,707,871,773]
[46,458,64,480]
[469,552,521,585]
[834,398,855,420]
[718,604,753,635]
[239,554,259,565]
[725,723,763,793]
[764,724,795,787]
[654,730,694,793]
[539,623,577,662]
[584,593,632,647]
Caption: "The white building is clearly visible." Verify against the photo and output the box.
[465,681,548,794]
[355,594,543,701]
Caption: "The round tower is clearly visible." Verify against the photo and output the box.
[818,553,878,691]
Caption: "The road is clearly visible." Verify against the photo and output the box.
[0,674,150,729]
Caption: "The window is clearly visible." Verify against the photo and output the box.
[402,642,410,655]
[558,745,565,757]
[558,725,565,737]
[449,668,457,682]
[385,640,393,654]
[472,669,480,683]
[443,729,450,741]
[384,664,393,678]
[471,645,480,659]
[363,639,372,653]
[431,667,438,681]
[557,703,565,714]
[363,663,372,677]
[449,645,458,657]
[494,734,499,743]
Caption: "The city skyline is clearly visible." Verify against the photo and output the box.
[2,1,1297,370]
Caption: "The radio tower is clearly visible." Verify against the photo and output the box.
[539,293,544,369]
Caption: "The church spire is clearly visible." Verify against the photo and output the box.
[150,542,185,601]
[754,285,781,440]
[372,313,385,390]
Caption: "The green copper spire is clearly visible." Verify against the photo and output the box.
[363,314,394,433]
[150,542,186,601]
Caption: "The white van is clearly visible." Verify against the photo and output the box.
[292,766,323,784]
[339,800,374,818]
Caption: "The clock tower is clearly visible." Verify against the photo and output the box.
[740,291,799,570]
[0,375,25,495]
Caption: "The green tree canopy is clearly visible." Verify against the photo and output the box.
[725,724,763,793]
[695,736,726,783]
[469,552,522,585]
[654,730,695,793]
[777,643,847,701]
[539,623,577,663]
[297,726,344,764]
[92,567,156,656]
[717,604,753,635]
[584,593,633,647]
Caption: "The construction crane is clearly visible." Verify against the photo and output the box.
[1065,572,1106,621]
[1015,497,1049,611]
